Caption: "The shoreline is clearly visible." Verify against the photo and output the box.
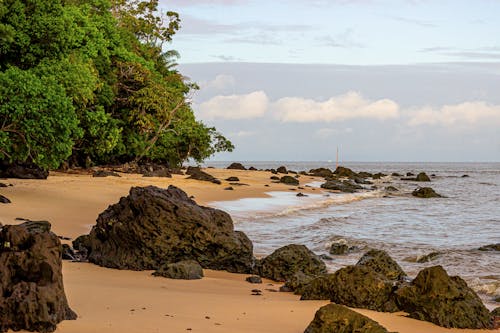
[1,169,499,333]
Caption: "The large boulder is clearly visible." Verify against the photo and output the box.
[412,187,442,198]
[395,265,491,328]
[258,244,326,282]
[304,303,392,333]
[333,166,359,179]
[301,266,399,312]
[415,172,431,181]
[309,168,334,178]
[77,185,254,273]
[227,162,246,170]
[0,221,76,332]
[152,260,203,280]
[356,249,407,280]
[0,162,48,179]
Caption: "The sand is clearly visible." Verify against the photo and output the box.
[0,169,498,333]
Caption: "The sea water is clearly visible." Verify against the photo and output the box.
[206,162,500,308]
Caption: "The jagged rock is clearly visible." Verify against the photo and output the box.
[225,176,239,181]
[356,249,407,280]
[280,175,299,186]
[333,166,358,179]
[0,221,76,332]
[227,162,246,170]
[304,304,392,333]
[92,170,121,177]
[309,168,334,178]
[301,266,399,312]
[0,163,48,179]
[412,187,442,198]
[186,167,221,184]
[321,180,362,193]
[277,166,288,174]
[0,194,11,204]
[245,275,262,284]
[61,244,76,260]
[415,172,431,181]
[478,243,500,251]
[76,185,254,273]
[395,265,491,328]
[152,260,203,280]
[258,244,326,282]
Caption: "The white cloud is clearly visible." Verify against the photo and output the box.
[196,91,268,120]
[273,91,400,122]
[408,101,500,126]
[200,74,236,91]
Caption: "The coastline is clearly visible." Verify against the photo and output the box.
[1,169,498,333]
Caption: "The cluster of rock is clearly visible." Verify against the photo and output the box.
[0,162,48,179]
[0,221,76,332]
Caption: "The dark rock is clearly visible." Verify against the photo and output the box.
[462,174,470,178]
[391,172,402,177]
[296,192,308,197]
[270,176,280,180]
[0,162,48,179]
[186,168,221,184]
[61,244,76,260]
[301,266,399,312]
[229,182,249,186]
[289,170,297,174]
[358,172,373,178]
[385,186,398,192]
[249,166,257,171]
[281,271,317,294]
[406,172,415,176]
[372,173,387,180]
[415,172,431,181]
[416,251,441,263]
[270,169,278,174]
[277,166,288,174]
[309,168,334,178]
[152,260,203,280]
[77,185,254,273]
[258,244,326,282]
[225,176,240,181]
[356,249,407,280]
[304,303,391,333]
[333,166,358,179]
[245,275,262,284]
[412,187,442,198]
[141,167,172,178]
[478,243,500,251]
[395,265,491,328]
[224,187,234,191]
[492,308,500,329]
[280,176,299,186]
[0,221,76,332]
[0,183,7,187]
[321,180,362,193]
[92,170,121,177]
[329,241,358,255]
[354,178,372,185]
[227,162,246,170]
[0,194,11,204]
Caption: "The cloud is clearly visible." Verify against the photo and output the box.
[200,74,236,91]
[317,29,364,48]
[408,101,500,126]
[389,16,436,27]
[315,127,353,138]
[273,91,400,122]
[196,91,269,120]
[210,55,242,61]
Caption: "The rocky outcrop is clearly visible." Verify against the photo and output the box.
[227,162,246,170]
[0,221,76,332]
[309,168,334,178]
[478,243,500,251]
[280,175,299,186]
[152,260,203,280]
[186,167,221,184]
[356,249,407,280]
[321,180,362,193]
[304,304,391,333]
[257,244,326,282]
[76,185,254,273]
[0,163,48,179]
[395,265,491,329]
[412,187,442,198]
[0,194,11,204]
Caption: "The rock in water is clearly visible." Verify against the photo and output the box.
[77,185,254,273]
[320,180,362,193]
[412,187,442,198]
[304,304,391,333]
[415,172,431,181]
[0,221,76,332]
[395,265,491,328]
[333,166,359,179]
[356,249,407,280]
[258,244,326,282]
[152,260,203,280]
[478,243,500,251]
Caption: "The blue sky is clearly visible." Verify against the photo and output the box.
[161,1,500,162]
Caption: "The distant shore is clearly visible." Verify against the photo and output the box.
[1,169,498,333]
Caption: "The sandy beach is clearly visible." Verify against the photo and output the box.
[1,169,498,333]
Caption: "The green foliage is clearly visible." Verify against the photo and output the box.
[0,0,233,170]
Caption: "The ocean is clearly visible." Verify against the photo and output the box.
[205,161,500,309]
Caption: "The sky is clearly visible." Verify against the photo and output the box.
[162,0,500,162]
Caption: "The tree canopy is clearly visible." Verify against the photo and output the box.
[0,0,233,170]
